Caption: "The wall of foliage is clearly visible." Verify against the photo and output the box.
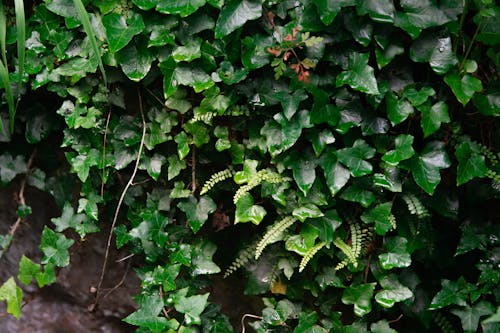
[0,0,499,332]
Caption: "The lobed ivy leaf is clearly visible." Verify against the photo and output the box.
[102,12,145,53]
[455,138,487,185]
[336,139,376,177]
[285,224,319,256]
[172,38,202,63]
[357,0,395,23]
[0,277,23,319]
[0,153,27,184]
[420,101,450,138]
[174,65,214,92]
[177,195,216,233]
[289,151,317,196]
[123,292,171,332]
[308,209,343,243]
[361,202,393,235]
[370,320,397,333]
[429,277,475,310]
[18,255,40,285]
[320,150,350,196]
[336,53,379,95]
[375,274,413,308]
[379,236,412,269]
[382,134,415,166]
[314,0,355,25]
[116,41,155,81]
[175,132,190,160]
[175,293,209,326]
[214,0,262,39]
[191,239,220,276]
[410,33,457,74]
[40,226,74,267]
[444,72,483,106]
[235,193,266,225]
[451,302,494,333]
[157,0,206,17]
[342,283,376,317]
[292,204,324,222]
[408,141,451,195]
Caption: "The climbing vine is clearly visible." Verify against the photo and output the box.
[0,0,499,332]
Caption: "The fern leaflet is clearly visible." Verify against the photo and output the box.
[299,242,326,272]
[255,216,296,260]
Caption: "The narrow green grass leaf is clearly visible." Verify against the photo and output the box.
[0,2,8,136]
[0,61,14,136]
[14,0,25,103]
[73,0,107,86]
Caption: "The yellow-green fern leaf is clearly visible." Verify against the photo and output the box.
[200,168,234,195]
[255,216,296,260]
[299,242,326,272]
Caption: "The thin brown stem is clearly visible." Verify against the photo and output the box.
[92,87,146,309]
[241,314,262,333]
[100,110,112,197]
[388,314,403,324]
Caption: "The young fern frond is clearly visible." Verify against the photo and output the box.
[223,242,256,278]
[191,112,216,124]
[402,194,430,219]
[360,226,374,255]
[333,238,357,270]
[200,168,234,195]
[255,216,296,260]
[388,214,397,230]
[233,169,287,204]
[350,222,362,260]
[299,242,326,272]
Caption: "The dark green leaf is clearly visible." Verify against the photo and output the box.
[235,193,266,225]
[215,0,262,38]
[336,53,379,94]
[342,283,376,317]
[451,302,494,333]
[357,0,395,23]
[408,141,451,195]
[382,134,415,165]
[375,274,413,308]
[314,0,355,25]
[172,38,202,63]
[0,153,27,183]
[410,33,457,74]
[175,132,190,160]
[289,151,317,196]
[157,0,207,17]
[123,292,170,331]
[336,139,376,177]
[385,93,414,125]
[18,255,40,285]
[361,202,393,235]
[429,277,475,310]
[379,236,412,269]
[309,209,343,243]
[455,138,487,185]
[102,12,145,53]
[320,150,350,196]
[178,196,216,233]
[292,204,324,222]
[191,239,220,275]
[175,293,209,326]
[371,320,397,333]
[174,65,214,92]
[116,41,155,81]
[420,101,450,137]
[444,72,483,106]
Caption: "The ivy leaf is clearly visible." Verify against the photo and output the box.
[170,181,191,199]
[191,239,220,275]
[214,0,262,39]
[342,283,376,317]
[52,202,98,238]
[157,0,207,17]
[235,193,266,225]
[408,141,451,195]
[336,53,379,95]
[451,302,494,333]
[177,196,216,233]
[358,0,395,23]
[361,202,393,235]
[123,292,170,331]
[385,93,414,126]
[429,277,475,310]
[403,86,436,106]
[336,139,376,177]
[175,293,209,325]
[175,132,190,160]
[379,236,412,270]
[40,227,74,267]
[292,204,324,222]
[314,0,355,25]
[0,153,27,184]
[445,72,483,106]
[371,320,397,333]
[0,277,23,319]
[309,129,336,157]
[340,180,376,207]
[174,65,214,92]
[320,150,350,196]
[275,89,308,120]
[116,41,155,82]
[410,33,457,74]
[77,191,103,221]
[375,274,413,308]
[18,255,40,285]
[289,151,317,196]
[420,101,450,138]
[172,38,202,63]
[68,148,100,182]
[234,159,259,184]
[184,122,210,147]
[167,154,186,181]
[309,209,343,243]
[382,134,415,166]
[102,12,145,53]
[285,224,319,256]
[455,138,487,185]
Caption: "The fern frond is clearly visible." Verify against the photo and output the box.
[223,242,256,278]
[200,168,234,195]
[233,169,286,204]
[402,194,429,219]
[333,238,357,270]
[191,111,216,124]
[299,242,326,272]
[388,214,397,230]
[255,216,296,260]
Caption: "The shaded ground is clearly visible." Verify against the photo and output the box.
[0,185,139,332]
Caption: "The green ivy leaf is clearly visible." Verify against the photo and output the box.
[102,12,145,53]
[340,180,376,207]
[314,0,355,25]
[175,293,209,326]
[68,148,100,182]
[445,72,483,106]
[0,153,27,184]
[0,277,23,319]
[275,89,308,120]
[234,159,259,184]
[382,134,415,166]
[174,65,214,92]
[285,224,319,256]
[429,277,475,310]
[191,239,220,275]
[370,320,397,333]
[342,283,376,317]
[52,202,98,238]
[451,302,494,333]
[167,154,186,181]
[403,86,436,107]
[18,255,40,285]
[40,226,74,267]
[116,41,155,81]
[455,138,488,185]
[235,193,266,225]
[309,129,335,157]
[309,209,343,243]
[123,292,171,332]
[379,236,412,270]
[77,191,103,221]
[184,122,210,147]
[320,150,350,196]
[175,132,190,160]
[410,33,457,74]
[420,101,450,138]
[170,181,191,199]
[157,0,207,17]
[361,202,393,235]
[292,204,324,222]
[178,195,216,233]
[173,38,202,63]
[385,92,414,126]
[336,53,379,95]
[375,274,413,308]
[336,139,376,177]
[408,141,451,195]
[214,0,262,39]
[289,151,317,196]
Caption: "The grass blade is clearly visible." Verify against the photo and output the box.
[0,2,7,66]
[73,0,107,86]
[14,0,25,100]
[0,3,9,137]
[0,61,14,136]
